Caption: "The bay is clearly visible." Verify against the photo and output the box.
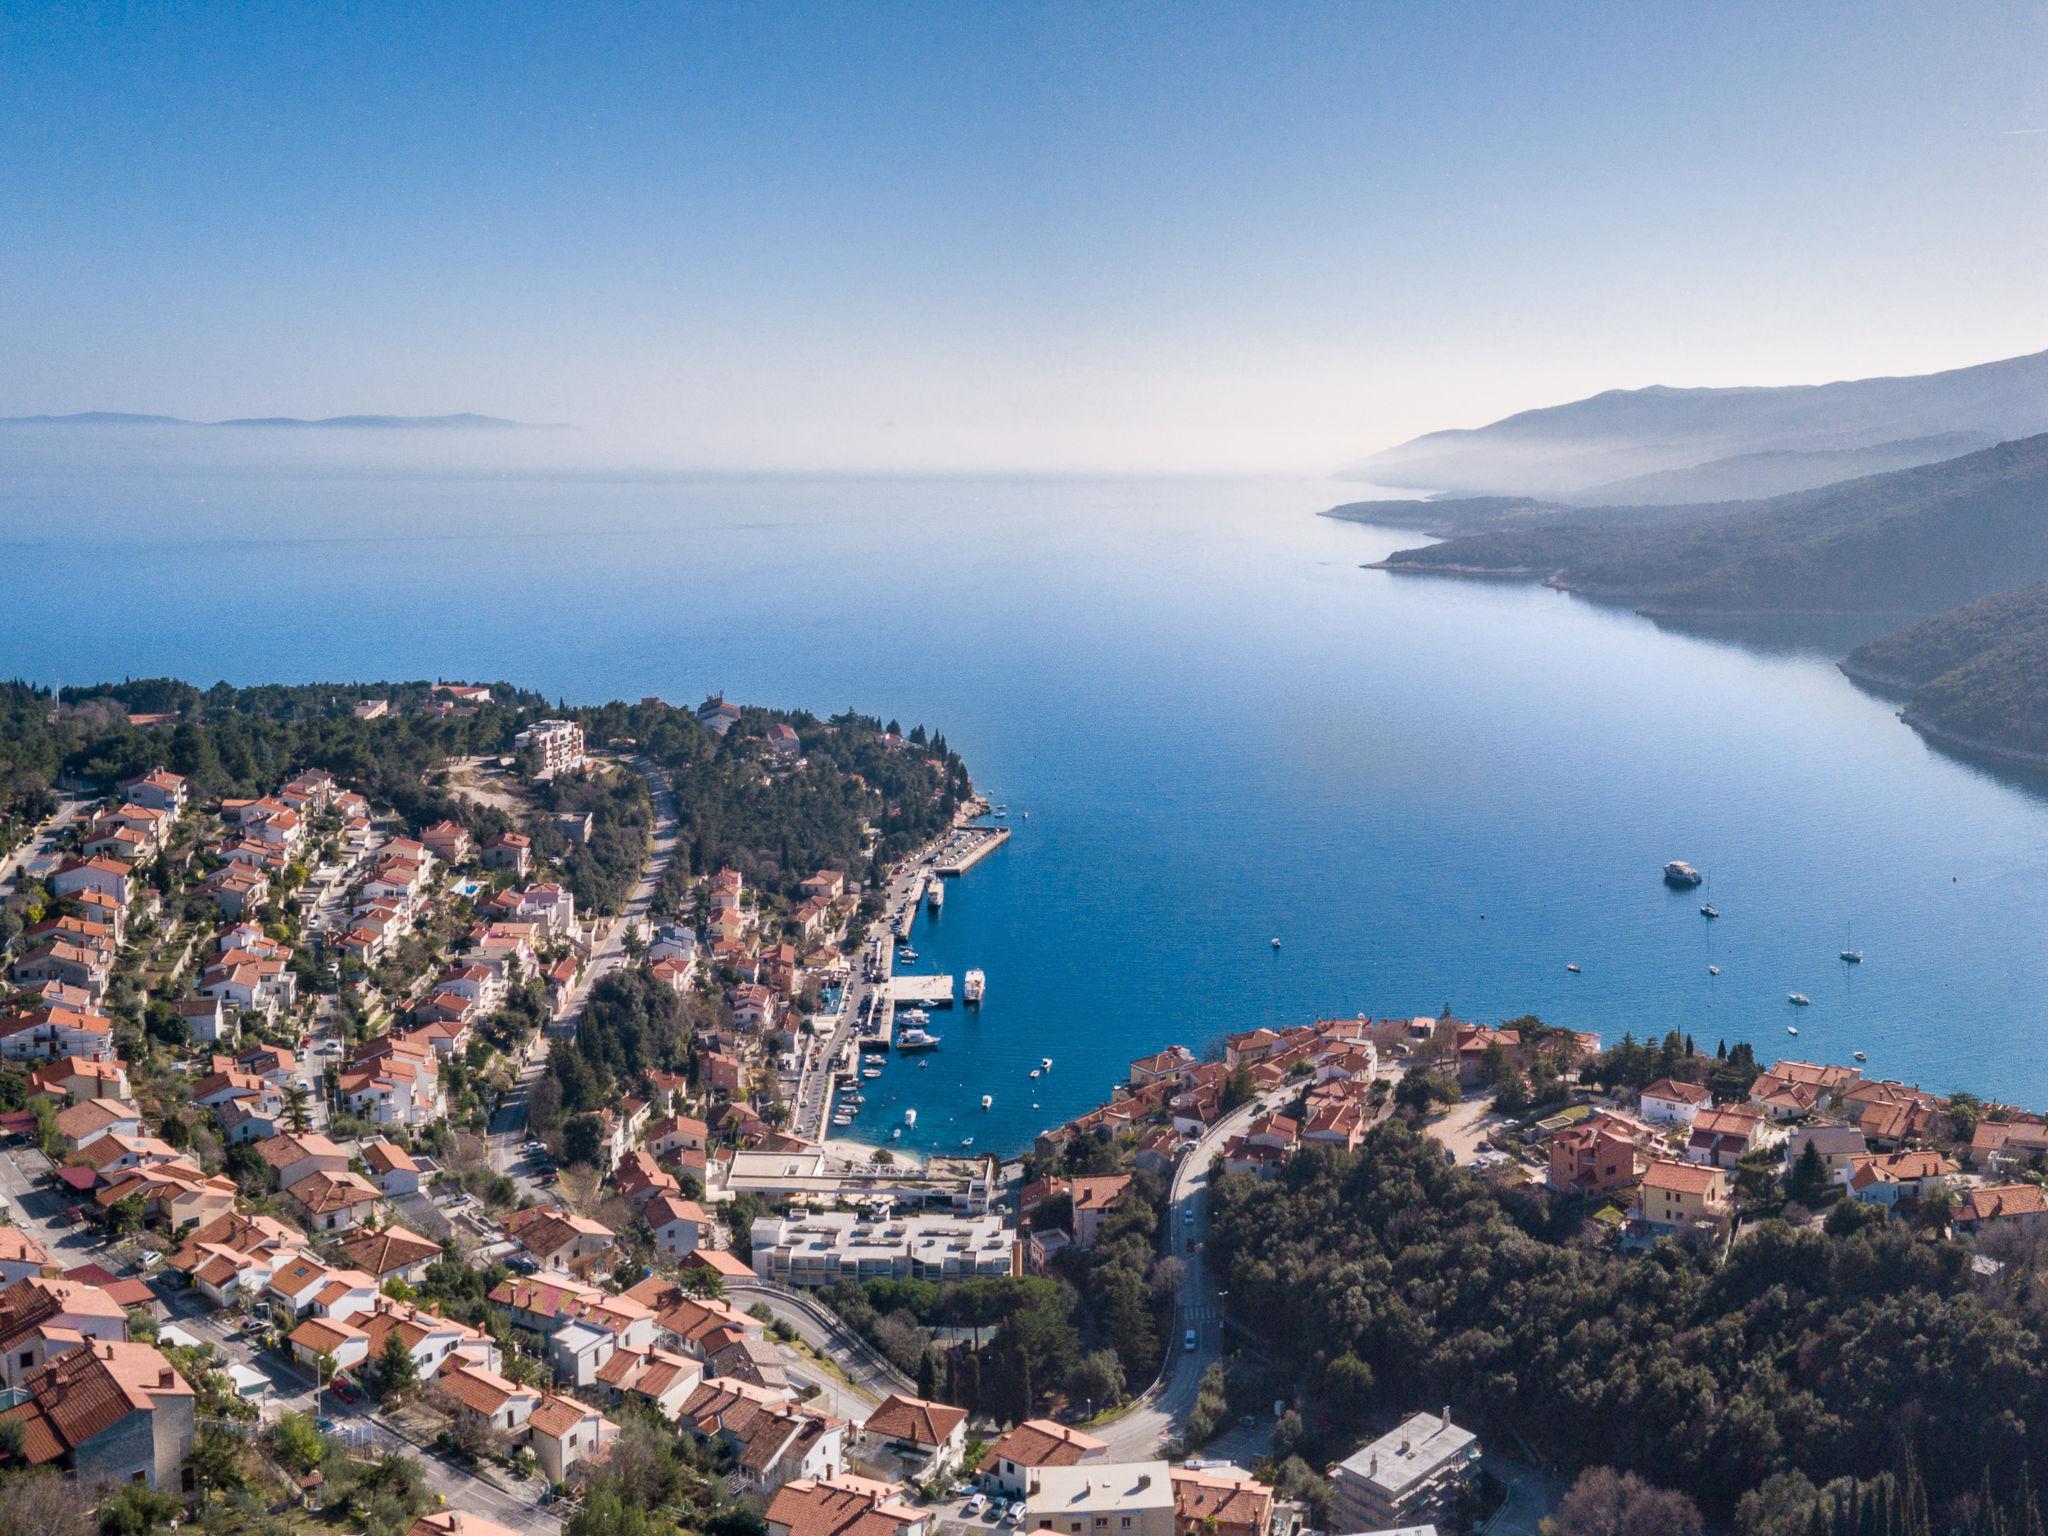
[5,437,2047,1154]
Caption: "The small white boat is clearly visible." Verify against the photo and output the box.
[1270,937,1281,949]
[891,1127,902,1140]
[1786,1025,1799,1035]
[1566,962,1581,974]
[903,1109,918,1127]
[1700,904,1719,919]
[960,1136,975,1147]
[1040,1057,1052,1072]
[1854,1050,1867,1061]
[964,968,986,1004]
[1708,965,1721,976]
[898,946,919,961]
[863,1067,882,1080]
[1021,811,1030,819]
[1789,993,1811,1007]
[980,1094,992,1110]
[1030,1068,1041,1079]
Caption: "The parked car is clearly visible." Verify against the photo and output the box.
[964,1495,988,1517]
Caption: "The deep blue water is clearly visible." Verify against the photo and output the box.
[7,437,2048,1154]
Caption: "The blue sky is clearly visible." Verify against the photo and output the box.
[3,2,2044,471]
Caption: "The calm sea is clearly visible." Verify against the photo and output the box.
[6,431,2048,1153]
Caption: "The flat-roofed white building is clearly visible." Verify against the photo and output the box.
[1024,1460,1175,1536]
[1329,1412,1477,1534]
[749,1210,1015,1287]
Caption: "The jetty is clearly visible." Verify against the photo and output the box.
[891,973,956,1008]
[933,824,1009,876]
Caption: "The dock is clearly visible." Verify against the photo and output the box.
[932,824,1009,877]
[890,974,956,1008]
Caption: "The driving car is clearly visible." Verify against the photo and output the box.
[1184,1328,1198,1350]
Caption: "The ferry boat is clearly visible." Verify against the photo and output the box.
[1664,860,1704,888]
[903,1108,918,1127]
[964,968,986,1004]
[927,881,945,912]
[898,1028,940,1053]
[1788,993,1811,1007]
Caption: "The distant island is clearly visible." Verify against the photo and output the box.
[0,410,555,430]
[1335,351,2048,772]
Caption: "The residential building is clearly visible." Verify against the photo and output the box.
[1170,1467,1274,1536]
[1848,1150,1957,1208]
[860,1393,968,1479]
[1025,1460,1177,1536]
[985,1420,1108,1498]
[749,1211,1016,1287]
[528,1392,619,1481]
[516,719,588,777]
[1631,1160,1732,1240]
[1638,1078,1712,1127]
[1328,1412,1478,1534]
[1547,1114,1648,1196]
[1956,1184,2048,1238]
[1781,1125,1870,1186]
[768,1478,927,1536]
[0,1339,195,1490]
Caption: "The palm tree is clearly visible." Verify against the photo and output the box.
[284,1083,312,1134]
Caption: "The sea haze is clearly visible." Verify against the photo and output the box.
[6,433,2048,1152]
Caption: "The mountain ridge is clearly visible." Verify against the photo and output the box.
[1345,346,2048,500]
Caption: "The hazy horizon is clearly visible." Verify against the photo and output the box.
[6,2,2045,474]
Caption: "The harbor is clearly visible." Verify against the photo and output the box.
[793,802,1010,1144]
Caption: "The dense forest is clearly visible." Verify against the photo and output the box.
[1844,581,2048,764]
[1207,1120,2048,1530]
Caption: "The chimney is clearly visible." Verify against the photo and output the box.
[1137,1475,1151,1490]
[1442,1403,1452,1430]
[159,1368,176,1387]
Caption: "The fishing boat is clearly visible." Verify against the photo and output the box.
[980,1094,992,1110]
[1789,993,1811,1007]
[1566,962,1581,974]
[903,1108,918,1127]
[898,1027,940,1053]
[1663,860,1704,888]
[964,968,986,1004]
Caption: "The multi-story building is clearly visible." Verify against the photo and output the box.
[749,1211,1016,1287]
[516,718,588,777]
[1329,1411,1479,1533]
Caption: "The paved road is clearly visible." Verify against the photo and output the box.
[1091,1092,1284,1460]
[729,1281,917,1399]
[0,797,90,896]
